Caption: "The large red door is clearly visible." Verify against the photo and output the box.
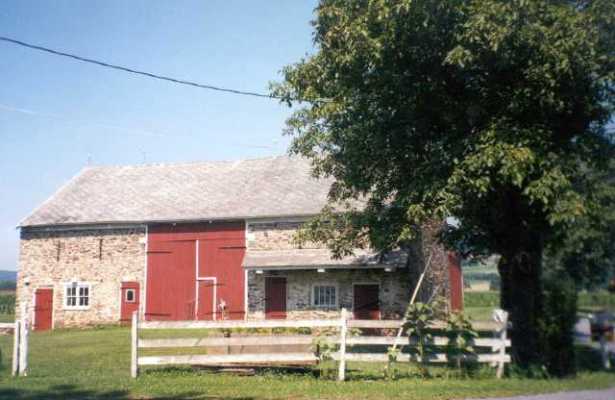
[146,240,196,320]
[146,222,246,321]
[34,288,53,331]
[353,284,380,320]
[120,281,140,324]
[265,277,286,319]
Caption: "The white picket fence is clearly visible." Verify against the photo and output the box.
[131,309,510,380]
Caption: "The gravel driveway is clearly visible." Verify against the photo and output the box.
[465,387,615,400]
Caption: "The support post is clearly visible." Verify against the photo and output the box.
[18,303,29,376]
[495,311,509,379]
[338,308,348,382]
[131,311,139,378]
[11,320,20,376]
[599,333,611,370]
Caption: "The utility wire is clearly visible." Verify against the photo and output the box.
[0,35,327,103]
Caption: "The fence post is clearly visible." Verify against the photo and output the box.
[18,303,29,376]
[599,334,611,370]
[495,312,508,379]
[337,308,348,382]
[11,320,20,376]
[131,311,139,378]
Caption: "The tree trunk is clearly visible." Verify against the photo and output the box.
[501,236,544,368]
[497,256,512,312]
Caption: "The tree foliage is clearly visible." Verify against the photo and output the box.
[274,0,615,368]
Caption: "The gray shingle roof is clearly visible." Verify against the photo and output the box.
[242,248,408,270]
[20,156,333,227]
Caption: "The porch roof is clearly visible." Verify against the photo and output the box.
[242,248,407,270]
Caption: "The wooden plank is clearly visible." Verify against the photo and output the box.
[11,320,19,376]
[138,352,318,366]
[346,336,510,348]
[338,352,511,364]
[0,322,15,329]
[140,319,341,330]
[18,309,28,376]
[496,311,509,378]
[131,311,138,378]
[347,320,501,331]
[138,334,328,348]
[338,308,348,382]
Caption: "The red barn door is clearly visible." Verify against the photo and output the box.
[146,222,246,321]
[146,240,196,320]
[265,277,286,319]
[34,288,53,331]
[448,252,464,312]
[120,281,140,324]
[353,284,380,320]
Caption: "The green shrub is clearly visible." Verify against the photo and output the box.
[0,294,15,315]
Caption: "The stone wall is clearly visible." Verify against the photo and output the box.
[247,220,320,250]
[17,227,145,328]
[247,269,411,320]
[246,219,453,319]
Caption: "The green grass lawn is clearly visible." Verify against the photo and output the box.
[0,327,613,399]
[464,290,615,320]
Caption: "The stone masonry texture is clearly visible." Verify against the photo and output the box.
[17,227,145,328]
[246,219,451,319]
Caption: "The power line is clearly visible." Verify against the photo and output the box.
[0,35,326,103]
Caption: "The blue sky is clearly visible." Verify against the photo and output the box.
[0,1,318,270]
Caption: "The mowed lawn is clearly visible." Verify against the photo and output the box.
[0,327,613,399]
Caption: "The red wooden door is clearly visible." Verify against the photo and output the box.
[196,280,215,320]
[146,240,196,320]
[265,277,286,319]
[448,252,464,311]
[353,284,380,319]
[34,288,53,331]
[120,282,140,324]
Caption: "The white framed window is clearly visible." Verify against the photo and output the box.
[312,284,338,308]
[125,288,136,303]
[64,282,90,310]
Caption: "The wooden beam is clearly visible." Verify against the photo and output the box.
[131,311,138,378]
[337,353,511,363]
[11,320,19,376]
[346,336,510,348]
[138,352,318,366]
[139,335,329,348]
[140,319,342,330]
[337,308,348,382]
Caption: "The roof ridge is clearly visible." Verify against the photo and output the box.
[87,154,294,170]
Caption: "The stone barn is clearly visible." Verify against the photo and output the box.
[16,156,461,329]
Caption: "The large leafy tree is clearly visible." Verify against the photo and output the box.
[273,0,614,367]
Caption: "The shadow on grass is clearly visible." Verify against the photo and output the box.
[0,384,257,400]
[0,384,128,400]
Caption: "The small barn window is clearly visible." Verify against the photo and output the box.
[125,289,136,303]
[64,282,90,309]
[313,285,337,308]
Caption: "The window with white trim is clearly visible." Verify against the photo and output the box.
[65,282,90,309]
[313,285,337,308]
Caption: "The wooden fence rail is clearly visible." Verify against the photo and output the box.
[131,309,510,380]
